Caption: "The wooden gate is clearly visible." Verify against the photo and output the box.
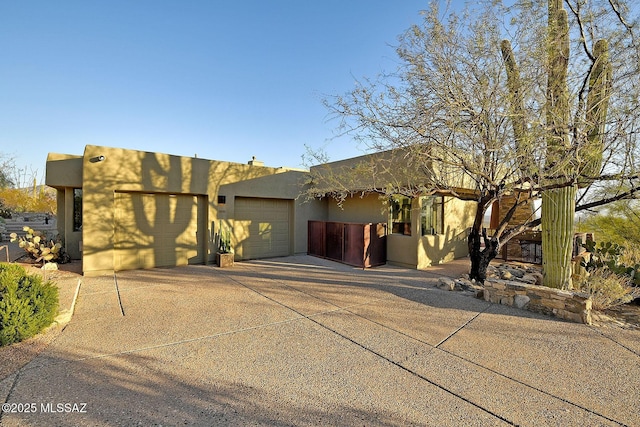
[308,221,386,268]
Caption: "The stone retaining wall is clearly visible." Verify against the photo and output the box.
[484,279,592,324]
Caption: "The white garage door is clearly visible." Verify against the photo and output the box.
[234,197,291,260]
[114,192,204,271]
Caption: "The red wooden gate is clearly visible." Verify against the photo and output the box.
[308,221,386,268]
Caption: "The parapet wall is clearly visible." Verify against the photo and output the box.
[484,279,592,324]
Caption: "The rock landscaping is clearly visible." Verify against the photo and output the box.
[437,261,640,328]
[483,276,592,325]
[438,262,543,296]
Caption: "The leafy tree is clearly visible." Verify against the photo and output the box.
[0,187,56,215]
[0,154,15,189]
[309,0,640,287]
[0,155,54,215]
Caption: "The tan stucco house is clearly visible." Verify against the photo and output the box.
[46,145,477,275]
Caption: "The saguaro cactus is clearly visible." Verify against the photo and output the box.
[581,39,612,180]
[500,39,535,178]
[542,0,576,289]
[502,1,612,290]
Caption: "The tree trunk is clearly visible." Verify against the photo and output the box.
[468,228,499,284]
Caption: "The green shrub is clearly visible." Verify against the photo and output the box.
[578,269,640,311]
[0,263,59,346]
[581,240,640,286]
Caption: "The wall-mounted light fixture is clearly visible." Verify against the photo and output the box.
[89,155,106,163]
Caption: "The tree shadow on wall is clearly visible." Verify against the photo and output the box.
[125,153,200,269]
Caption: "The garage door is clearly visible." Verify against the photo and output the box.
[114,192,205,271]
[234,197,291,260]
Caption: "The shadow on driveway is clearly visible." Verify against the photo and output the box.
[1,255,638,426]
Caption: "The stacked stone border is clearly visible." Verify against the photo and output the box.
[483,279,592,325]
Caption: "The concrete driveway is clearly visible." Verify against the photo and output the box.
[1,256,638,426]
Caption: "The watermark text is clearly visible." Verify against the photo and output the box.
[2,402,88,414]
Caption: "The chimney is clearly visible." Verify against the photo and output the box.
[248,156,264,166]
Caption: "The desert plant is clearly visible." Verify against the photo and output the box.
[621,244,640,268]
[581,240,640,286]
[218,221,232,254]
[0,201,11,219]
[578,269,640,311]
[10,226,69,264]
[0,263,59,346]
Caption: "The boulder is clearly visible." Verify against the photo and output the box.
[500,270,513,280]
[41,262,58,271]
[529,272,544,285]
[437,277,455,291]
[454,278,474,292]
[514,295,531,309]
[506,267,526,278]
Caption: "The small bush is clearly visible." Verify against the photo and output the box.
[621,244,640,268]
[581,240,640,286]
[0,263,59,346]
[578,269,640,311]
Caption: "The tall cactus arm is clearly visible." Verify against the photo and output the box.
[546,5,571,160]
[500,40,534,177]
[580,39,612,180]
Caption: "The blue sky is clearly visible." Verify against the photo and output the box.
[0,1,430,178]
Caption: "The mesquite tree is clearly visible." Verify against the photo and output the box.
[311,0,640,284]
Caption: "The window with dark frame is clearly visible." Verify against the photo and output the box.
[390,196,412,236]
[420,195,444,236]
[73,188,82,231]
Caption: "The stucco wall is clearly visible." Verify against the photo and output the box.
[417,197,475,268]
[47,145,478,274]
[46,155,83,261]
[218,171,319,256]
[46,153,82,188]
[326,194,387,224]
[50,145,308,275]
[384,196,475,269]
[387,234,419,268]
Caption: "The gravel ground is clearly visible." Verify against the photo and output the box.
[0,256,638,426]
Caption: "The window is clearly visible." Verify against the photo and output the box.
[390,196,412,236]
[421,195,443,236]
[73,189,82,231]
